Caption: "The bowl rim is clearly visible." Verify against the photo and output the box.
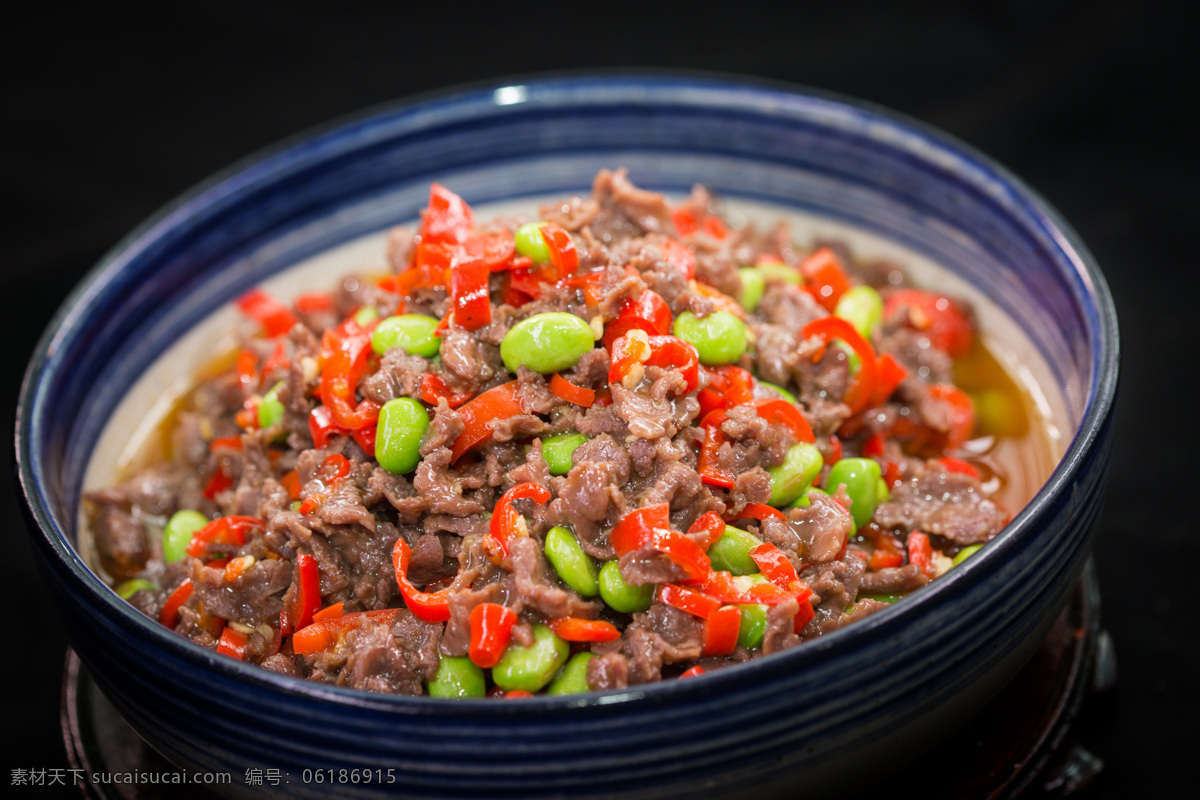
[15,70,1119,714]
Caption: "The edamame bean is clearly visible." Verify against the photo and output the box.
[672,310,747,366]
[353,305,380,326]
[546,652,593,696]
[877,477,890,504]
[834,285,883,340]
[501,312,596,375]
[492,623,569,693]
[162,509,210,563]
[760,381,798,404]
[756,259,803,285]
[514,221,550,263]
[426,655,486,698]
[598,560,654,613]
[371,314,441,358]
[375,397,430,474]
[738,267,765,312]
[952,544,982,567]
[824,457,883,530]
[790,485,829,508]
[257,382,285,430]
[542,432,588,476]
[737,604,768,649]
[707,526,762,576]
[115,578,155,599]
[863,594,902,604]
[544,526,599,597]
[768,443,823,507]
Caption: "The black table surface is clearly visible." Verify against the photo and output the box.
[4,2,1195,797]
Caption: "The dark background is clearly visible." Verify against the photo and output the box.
[4,1,1194,797]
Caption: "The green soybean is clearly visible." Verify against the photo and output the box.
[834,285,884,340]
[737,604,769,649]
[501,312,596,374]
[371,314,441,358]
[598,560,654,613]
[426,655,486,698]
[738,267,766,312]
[257,382,285,430]
[115,578,155,600]
[761,381,798,404]
[672,310,747,366]
[492,624,569,693]
[514,221,551,263]
[952,544,983,567]
[546,652,593,696]
[877,477,890,504]
[708,526,762,576]
[863,594,902,604]
[791,485,829,509]
[825,458,883,530]
[375,397,430,474]
[768,443,824,507]
[756,259,803,285]
[162,509,210,563]
[542,432,588,476]
[353,305,380,327]
[544,526,600,597]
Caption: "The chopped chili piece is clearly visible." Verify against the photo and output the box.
[216,625,248,660]
[235,288,298,338]
[469,603,518,668]
[159,579,193,628]
[548,373,596,407]
[548,617,621,643]
[702,605,741,656]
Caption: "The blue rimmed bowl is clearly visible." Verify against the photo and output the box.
[16,74,1117,799]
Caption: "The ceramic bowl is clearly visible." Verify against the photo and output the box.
[16,74,1118,799]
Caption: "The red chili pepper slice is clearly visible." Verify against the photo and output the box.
[209,435,243,452]
[725,503,786,524]
[687,511,726,551]
[672,207,701,237]
[184,516,263,558]
[661,238,696,281]
[826,434,844,464]
[503,690,535,699]
[318,321,381,431]
[802,316,878,416]
[202,467,233,501]
[352,425,377,454]
[450,381,524,462]
[548,373,596,407]
[159,579,194,628]
[420,183,474,245]
[215,625,248,660]
[642,335,701,393]
[308,405,341,448]
[862,433,887,458]
[872,352,909,407]
[938,457,981,479]
[312,602,344,623]
[748,542,800,589]
[884,289,973,357]
[799,247,850,313]
[679,665,706,679]
[610,504,671,557]
[448,258,492,330]
[489,482,551,560]
[907,531,935,577]
[603,289,673,351]
[469,603,519,668]
[295,292,337,315]
[318,453,351,482]
[702,605,741,656]
[392,538,451,623]
[657,584,721,619]
[234,348,258,392]
[608,331,653,386]
[457,228,517,272]
[752,398,815,444]
[291,609,400,656]
[793,593,816,633]
[539,222,579,276]
[697,409,735,489]
[235,288,298,339]
[416,374,470,409]
[291,553,322,632]
[280,470,301,499]
[548,617,621,643]
[690,571,793,606]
